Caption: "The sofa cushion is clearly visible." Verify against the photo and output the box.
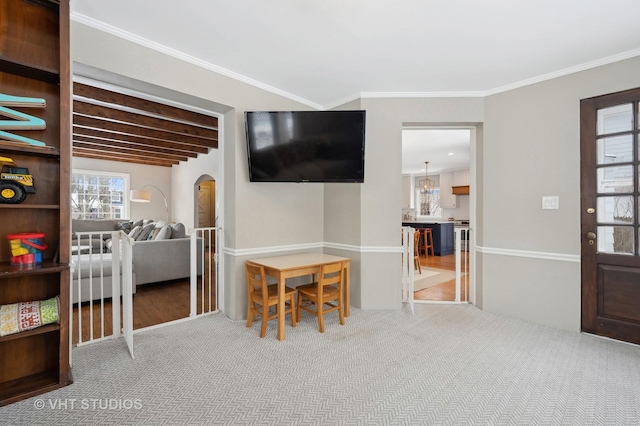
[137,223,155,241]
[170,222,186,239]
[116,220,133,234]
[128,226,143,240]
[74,253,119,277]
[154,224,172,240]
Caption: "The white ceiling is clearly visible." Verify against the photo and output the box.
[402,129,470,176]
[70,0,640,174]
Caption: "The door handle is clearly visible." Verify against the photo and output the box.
[587,231,596,245]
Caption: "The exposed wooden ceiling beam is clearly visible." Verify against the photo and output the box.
[72,127,209,156]
[73,114,218,149]
[74,82,218,129]
[72,83,218,166]
[73,100,219,140]
[73,148,179,167]
[73,139,192,162]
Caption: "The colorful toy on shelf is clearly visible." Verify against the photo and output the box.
[0,156,36,204]
[0,92,47,147]
[6,232,47,265]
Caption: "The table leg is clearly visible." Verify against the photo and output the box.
[344,261,350,317]
[277,274,285,340]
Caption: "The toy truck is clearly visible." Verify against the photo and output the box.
[0,156,36,204]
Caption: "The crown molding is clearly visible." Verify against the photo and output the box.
[71,13,640,110]
[361,91,486,99]
[71,13,324,111]
[484,48,640,96]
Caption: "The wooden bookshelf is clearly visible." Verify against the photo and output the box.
[0,0,71,406]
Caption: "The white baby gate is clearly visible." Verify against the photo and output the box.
[402,226,470,311]
[70,227,220,361]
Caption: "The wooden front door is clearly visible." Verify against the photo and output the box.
[580,87,640,345]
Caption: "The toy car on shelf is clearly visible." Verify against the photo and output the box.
[0,156,36,204]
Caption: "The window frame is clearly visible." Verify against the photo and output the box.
[71,169,130,220]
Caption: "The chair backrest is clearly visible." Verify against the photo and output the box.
[245,261,268,302]
[318,262,343,291]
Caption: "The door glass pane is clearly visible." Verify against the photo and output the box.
[597,226,634,254]
[596,135,633,164]
[597,165,633,193]
[597,104,633,135]
[597,196,634,223]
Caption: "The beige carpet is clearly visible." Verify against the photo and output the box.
[413,267,457,291]
[3,305,640,424]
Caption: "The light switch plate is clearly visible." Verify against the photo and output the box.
[542,196,559,209]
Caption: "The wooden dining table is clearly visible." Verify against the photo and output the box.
[247,253,351,340]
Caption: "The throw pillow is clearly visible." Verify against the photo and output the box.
[154,224,172,240]
[116,220,133,234]
[150,221,168,239]
[170,222,186,239]
[131,219,144,228]
[137,223,155,241]
[128,225,143,240]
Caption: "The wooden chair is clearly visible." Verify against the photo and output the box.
[245,261,297,338]
[296,262,345,333]
[413,230,422,273]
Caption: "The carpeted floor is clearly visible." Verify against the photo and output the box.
[1,304,639,425]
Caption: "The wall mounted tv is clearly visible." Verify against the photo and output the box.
[245,110,366,183]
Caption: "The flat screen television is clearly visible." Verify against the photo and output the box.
[245,110,366,183]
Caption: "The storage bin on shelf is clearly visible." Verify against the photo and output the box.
[6,232,47,265]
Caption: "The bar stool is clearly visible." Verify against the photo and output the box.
[420,228,435,257]
[413,230,422,273]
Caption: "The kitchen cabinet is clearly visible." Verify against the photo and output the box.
[439,172,456,208]
[453,169,469,186]
[402,222,454,256]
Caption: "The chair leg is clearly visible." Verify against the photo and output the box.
[317,301,325,333]
[296,292,302,323]
[259,305,268,338]
[246,303,254,328]
[338,296,345,326]
[289,294,296,327]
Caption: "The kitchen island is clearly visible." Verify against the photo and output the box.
[402,221,455,256]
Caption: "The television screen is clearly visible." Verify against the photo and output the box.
[245,110,366,183]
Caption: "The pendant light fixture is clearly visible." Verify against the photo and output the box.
[419,161,434,195]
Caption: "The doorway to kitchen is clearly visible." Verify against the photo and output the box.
[401,126,477,304]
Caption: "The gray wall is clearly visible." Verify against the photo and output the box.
[480,56,640,331]
[71,19,640,332]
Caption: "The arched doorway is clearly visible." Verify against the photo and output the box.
[194,175,216,229]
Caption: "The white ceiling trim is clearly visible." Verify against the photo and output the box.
[484,48,640,96]
[71,12,324,111]
[361,91,486,99]
[71,12,640,110]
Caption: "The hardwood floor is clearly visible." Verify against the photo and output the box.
[414,252,469,302]
[72,277,216,345]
